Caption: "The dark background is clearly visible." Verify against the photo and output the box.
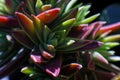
[78,0,120,15]
[77,0,120,67]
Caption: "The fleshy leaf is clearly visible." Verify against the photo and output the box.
[15,12,35,38]
[93,51,108,64]
[79,41,103,51]
[108,56,120,62]
[98,22,120,35]
[41,50,54,60]
[80,13,100,24]
[0,16,18,28]
[58,40,103,52]
[102,34,120,42]
[61,63,82,76]
[30,50,47,64]
[80,21,106,39]
[37,8,60,24]
[43,55,62,77]
[21,67,37,76]
[12,30,33,49]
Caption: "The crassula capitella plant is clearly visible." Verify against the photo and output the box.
[0,0,120,80]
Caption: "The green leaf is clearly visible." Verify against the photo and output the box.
[80,13,100,24]
[43,25,51,42]
[32,14,44,44]
[98,42,119,50]
[62,18,75,27]
[21,67,37,76]
[64,0,77,13]
[76,5,91,22]
[35,0,43,13]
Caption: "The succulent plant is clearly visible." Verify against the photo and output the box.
[0,0,120,80]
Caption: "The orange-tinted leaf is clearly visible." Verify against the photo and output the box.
[61,63,82,76]
[98,22,120,35]
[37,8,60,24]
[15,12,35,37]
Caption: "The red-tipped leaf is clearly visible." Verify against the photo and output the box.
[37,8,60,24]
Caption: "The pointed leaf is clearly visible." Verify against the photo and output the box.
[80,21,105,39]
[15,12,35,38]
[92,21,106,39]
[16,12,38,44]
[80,13,100,24]
[93,51,108,64]
[37,8,60,24]
[62,18,75,27]
[79,41,103,51]
[102,34,120,42]
[64,0,77,13]
[58,40,103,52]
[108,56,120,62]
[98,22,120,35]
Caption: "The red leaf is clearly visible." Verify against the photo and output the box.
[98,22,120,35]
[37,8,60,24]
